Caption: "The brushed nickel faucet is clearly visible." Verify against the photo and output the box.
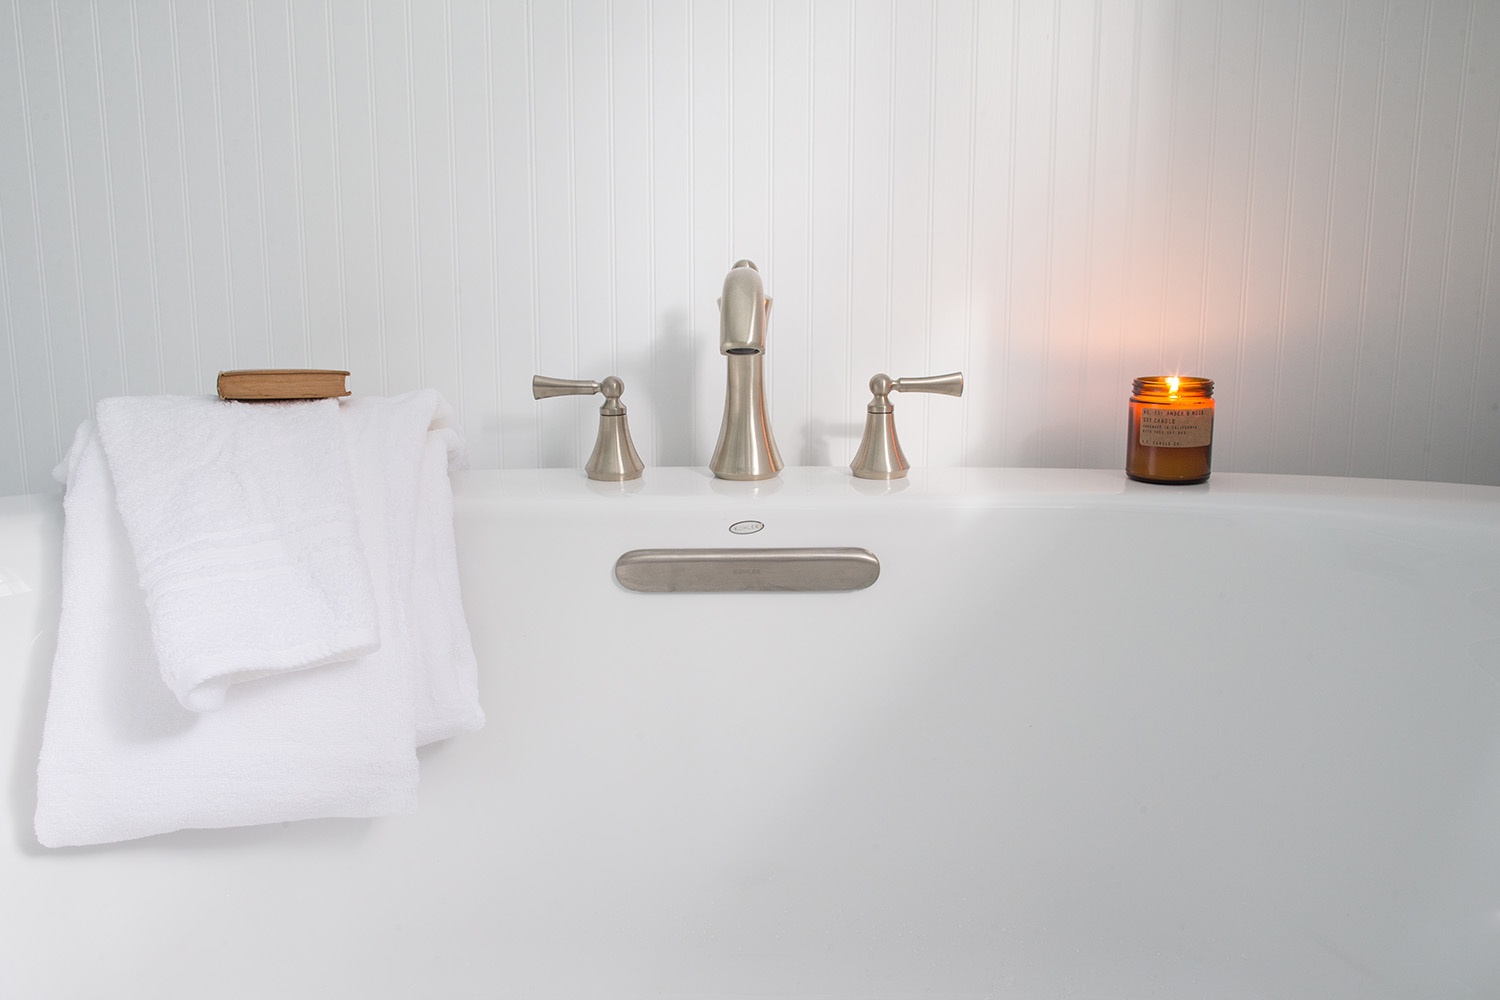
[532,374,645,481]
[710,260,783,481]
[850,371,964,480]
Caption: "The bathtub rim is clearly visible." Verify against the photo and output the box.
[4,465,1497,524]
[446,465,1500,524]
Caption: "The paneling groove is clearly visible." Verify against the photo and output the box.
[1473,3,1500,482]
[2,0,1499,494]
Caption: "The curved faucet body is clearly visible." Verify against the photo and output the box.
[710,260,783,480]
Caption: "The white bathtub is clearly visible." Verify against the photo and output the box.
[3,467,1499,998]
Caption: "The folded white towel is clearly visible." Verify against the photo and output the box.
[410,424,485,745]
[94,395,378,711]
[34,390,484,848]
[338,393,485,746]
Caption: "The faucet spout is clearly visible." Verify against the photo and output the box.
[710,260,783,480]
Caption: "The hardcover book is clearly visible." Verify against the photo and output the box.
[217,369,351,401]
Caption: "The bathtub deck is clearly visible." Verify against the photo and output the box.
[2,468,1498,998]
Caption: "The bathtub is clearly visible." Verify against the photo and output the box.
[2,466,1499,998]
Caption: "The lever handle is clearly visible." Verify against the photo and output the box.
[867,371,964,407]
[889,371,964,397]
[851,370,965,480]
[532,374,643,481]
[533,375,602,399]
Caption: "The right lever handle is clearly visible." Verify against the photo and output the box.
[850,371,964,480]
[882,372,964,398]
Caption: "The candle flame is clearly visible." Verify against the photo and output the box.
[1166,376,1180,393]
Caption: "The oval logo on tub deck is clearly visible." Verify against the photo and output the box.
[728,520,764,535]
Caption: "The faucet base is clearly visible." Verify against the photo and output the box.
[709,354,783,481]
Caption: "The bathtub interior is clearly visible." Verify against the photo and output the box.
[1,468,1498,998]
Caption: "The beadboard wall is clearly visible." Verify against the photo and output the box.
[3,0,1499,495]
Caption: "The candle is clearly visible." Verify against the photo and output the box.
[1126,376,1214,484]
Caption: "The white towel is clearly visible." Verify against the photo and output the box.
[410,424,485,745]
[338,392,485,747]
[94,395,378,712]
[34,390,484,848]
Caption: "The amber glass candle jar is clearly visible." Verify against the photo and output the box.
[1126,376,1214,484]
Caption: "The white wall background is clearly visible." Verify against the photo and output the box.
[2,0,1499,495]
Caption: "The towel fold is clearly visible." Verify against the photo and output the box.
[410,424,485,745]
[34,390,485,848]
[95,395,378,712]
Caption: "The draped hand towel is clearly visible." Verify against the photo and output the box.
[94,395,378,712]
[34,390,485,848]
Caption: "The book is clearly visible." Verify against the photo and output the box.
[217,369,351,402]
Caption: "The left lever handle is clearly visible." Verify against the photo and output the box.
[532,374,645,482]
[532,375,602,399]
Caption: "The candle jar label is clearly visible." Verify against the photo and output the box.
[1138,406,1213,448]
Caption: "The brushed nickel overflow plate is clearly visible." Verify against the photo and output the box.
[614,547,879,593]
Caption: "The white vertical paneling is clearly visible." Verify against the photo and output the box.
[529,0,579,463]
[648,0,693,468]
[3,0,1500,496]
[0,194,21,490]
[846,0,896,467]
[328,0,379,391]
[1077,0,1135,472]
[1380,0,1455,482]
[1391,1,1471,483]
[1113,0,1171,398]
[129,1,195,393]
[1241,1,1301,472]
[210,1,269,371]
[409,0,458,402]
[1349,0,1427,478]
[883,0,935,465]
[569,0,613,461]
[1270,0,1342,475]
[489,1,537,469]
[1197,0,1253,468]
[1156,0,1216,392]
[1227,0,1300,473]
[1002,0,1057,467]
[917,0,971,469]
[53,3,120,425]
[11,0,76,482]
[0,10,21,489]
[688,1,731,465]
[171,1,232,387]
[59,2,127,411]
[1042,0,1099,470]
[805,0,852,466]
[369,0,418,391]
[246,1,305,371]
[287,0,344,372]
[448,0,497,469]
[962,0,1015,468]
[1455,0,1500,484]
[1310,1,1378,477]
[605,0,653,461]
[1,2,45,493]
[768,0,811,464]
[29,2,91,447]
